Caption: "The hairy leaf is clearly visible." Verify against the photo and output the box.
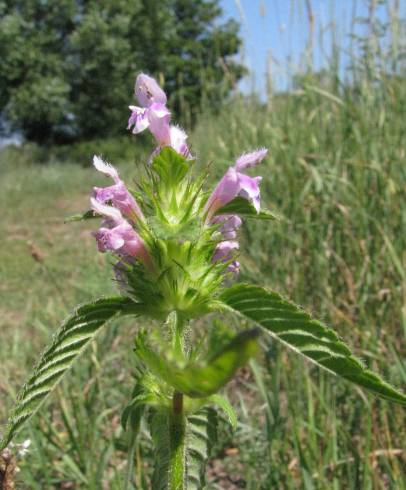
[208,394,237,429]
[152,147,191,186]
[135,329,259,398]
[0,297,145,450]
[216,196,278,220]
[64,209,98,223]
[219,284,406,405]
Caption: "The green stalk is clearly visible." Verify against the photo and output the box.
[169,391,186,490]
[169,311,186,489]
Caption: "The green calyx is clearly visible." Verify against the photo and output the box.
[118,148,229,321]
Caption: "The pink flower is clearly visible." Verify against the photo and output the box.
[90,198,152,269]
[135,73,167,107]
[205,149,267,218]
[211,214,242,240]
[235,148,268,171]
[92,156,144,222]
[128,103,171,139]
[169,125,191,158]
[128,74,192,159]
[212,240,240,274]
[228,260,240,275]
[128,73,171,139]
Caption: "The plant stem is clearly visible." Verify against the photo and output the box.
[170,391,186,490]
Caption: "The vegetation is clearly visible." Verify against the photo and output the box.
[0,0,243,143]
[1,0,406,488]
[2,67,406,486]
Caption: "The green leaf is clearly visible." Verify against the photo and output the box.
[0,297,145,450]
[151,147,191,185]
[216,196,278,220]
[135,329,260,398]
[64,209,98,223]
[208,394,237,429]
[121,393,152,432]
[219,284,406,405]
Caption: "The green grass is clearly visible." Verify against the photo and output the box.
[2,49,406,490]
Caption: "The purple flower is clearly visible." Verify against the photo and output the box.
[135,73,167,107]
[92,156,144,221]
[90,198,152,269]
[205,149,267,218]
[228,260,240,275]
[212,240,239,262]
[128,74,192,159]
[128,103,171,139]
[212,240,240,274]
[128,73,171,140]
[236,174,262,212]
[235,148,268,171]
[169,125,192,158]
[211,214,242,240]
[205,168,261,217]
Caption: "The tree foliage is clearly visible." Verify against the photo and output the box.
[0,0,244,143]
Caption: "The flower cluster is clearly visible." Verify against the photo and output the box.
[204,148,267,273]
[90,73,266,314]
[127,73,191,158]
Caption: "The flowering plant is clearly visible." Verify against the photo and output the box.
[1,74,405,488]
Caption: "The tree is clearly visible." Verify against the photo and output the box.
[0,0,244,144]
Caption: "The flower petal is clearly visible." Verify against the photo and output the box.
[235,148,268,171]
[135,73,167,107]
[237,174,262,212]
[212,240,239,263]
[93,182,144,221]
[205,167,240,217]
[90,197,123,223]
[128,106,150,134]
[211,214,242,239]
[148,103,171,144]
[169,125,191,158]
[93,156,120,183]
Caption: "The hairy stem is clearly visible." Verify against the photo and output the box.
[170,314,186,488]
[170,392,186,489]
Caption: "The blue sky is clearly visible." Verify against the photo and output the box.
[220,0,405,94]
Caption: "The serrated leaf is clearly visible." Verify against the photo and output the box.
[151,147,191,185]
[135,329,260,398]
[216,196,278,220]
[121,393,152,431]
[64,209,98,223]
[208,394,237,429]
[0,297,145,450]
[219,284,406,405]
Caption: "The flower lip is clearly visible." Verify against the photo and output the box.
[235,148,268,171]
[92,157,144,221]
[91,197,123,223]
[93,156,120,183]
[212,240,239,263]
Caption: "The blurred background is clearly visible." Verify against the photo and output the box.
[1,0,406,488]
